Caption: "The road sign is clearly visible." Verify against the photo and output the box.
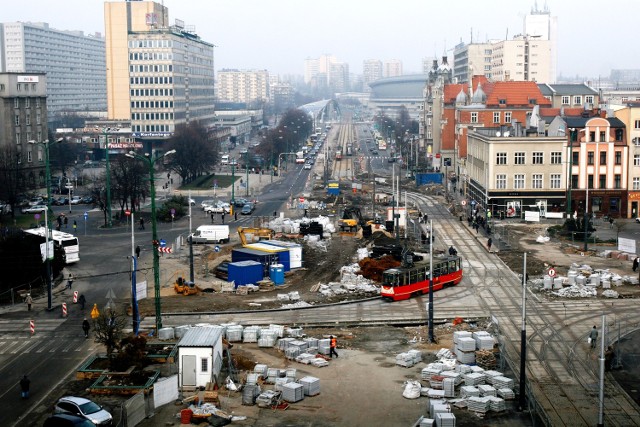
[158,247,173,254]
[159,239,167,247]
[214,245,221,252]
[461,200,467,206]
[84,211,88,220]
[125,210,131,216]
[548,267,556,277]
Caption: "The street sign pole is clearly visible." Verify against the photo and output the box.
[83,211,88,236]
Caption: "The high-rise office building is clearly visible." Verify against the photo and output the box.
[524,4,557,82]
[453,42,493,83]
[217,69,270,104]
[491,36,552,83]
[0,22,105,121]
[104,0,215,137]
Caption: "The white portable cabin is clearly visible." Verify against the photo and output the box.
[262,240,303,269]
[177,326,224,388]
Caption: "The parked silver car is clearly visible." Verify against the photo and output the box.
[54,396,113,426]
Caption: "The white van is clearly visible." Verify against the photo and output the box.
[189,225,230,244]
[221,155,230,165]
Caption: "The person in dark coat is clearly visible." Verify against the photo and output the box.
[487,238,493,252]
[449,246,457,256]
[20,375,30,399]
[78,294,86,310]
[139,217,145,230]
[633,257,639,272]
[135,245,141,259]
[82,318,90,338]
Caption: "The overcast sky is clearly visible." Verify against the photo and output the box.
[3,0,635,79]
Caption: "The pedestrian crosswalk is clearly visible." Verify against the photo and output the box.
[0,333,101,356]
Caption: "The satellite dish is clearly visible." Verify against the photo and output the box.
[496,132,501,137]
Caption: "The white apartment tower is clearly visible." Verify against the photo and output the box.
[524,4,557,83]
[217,69,270,104]
[363,59,383,87]
[0,22,106,121]
[383,59,403,78]
[491,36,552,83]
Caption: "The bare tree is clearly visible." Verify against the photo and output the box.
[110,155,148,216]
[166,121,218,183]
[92,309,127,357]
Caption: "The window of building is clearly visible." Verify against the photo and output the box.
[614,174,621,189]
[587,151,594,165]
[201,358,208,372]
[496,174,506,189]
[14,114,19,126]
[471,112,478,123]
[635,120,640,129]
[561,96,570,105]
[587,175,594,189]
[27,151,33,163]
[532,174,543,189]
[571,175,578,188]
[496,152,507,165]
[532,152,543,164]
[599,131,606,141]
[514,174,525,189]
[499,99,506,105]
[635,154,640,167]
[600,151,606,165]
[493,112,500,123]
[599,174,606,189]
[573,96,582,105]
[615,129,623,141]
[14,98,19,108]
[25,98,29,108]
[634,177,640,190]
[514,152,525,165]
[25,115,30,126]
[505,112,512,123]
[589,131,596,142]
[615,151,622,165]
[551,152,562,164]
[16,83,21,92]
[586,95,594,104]
[550,174,561,189]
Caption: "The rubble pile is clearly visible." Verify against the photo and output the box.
[315,263,380,297]
[358,255,401,282]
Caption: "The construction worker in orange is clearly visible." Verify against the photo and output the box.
[330,336,339,358]
[90,303,100,320]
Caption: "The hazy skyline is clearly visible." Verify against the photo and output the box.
[2,0,637,79]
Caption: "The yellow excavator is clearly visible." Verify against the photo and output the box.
[237,226,275,246]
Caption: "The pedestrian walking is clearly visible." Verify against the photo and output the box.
[609,217,614,228]
[64,216,68,228]
[605,346,614,371]
[421,232,427,245]
[72,220,77,233]
[78,294,86,310]
[589,325,598,349]
[487,238,493,252]
[634,257,639,272]
[25,293,33,311]
[19,375,30,399]
[210,212,214,224]
[234,211,238,221]
[139,217,145,230]
[66,273,74,290]
[329,335,339,358]
[221,212,225,224]
[82,318,90,338]
[135,245,141,259]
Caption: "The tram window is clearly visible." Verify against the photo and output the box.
[401,272,408,286]
[417,269,426,283]
[410,270,418,283]
[449,261,456,273]
[433,266,442,277]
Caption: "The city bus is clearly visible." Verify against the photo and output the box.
[378,139,387,151]
[24,227,80,264]
[380,255,462,301]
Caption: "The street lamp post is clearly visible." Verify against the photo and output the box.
[245,152,249,197]
[102,128,115,228]
[125,149,176,331]
[29,139,55,310]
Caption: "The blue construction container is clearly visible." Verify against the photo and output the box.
[415,173,443,186]
[232,248,279,276]
[244,243,291,271]
[227,260,263,287]
[269,264,285,285]
[263,240,302,269]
